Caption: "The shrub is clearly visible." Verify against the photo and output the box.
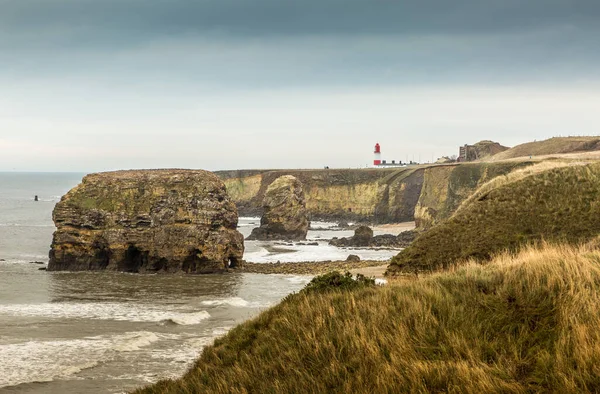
[302,271,375,293]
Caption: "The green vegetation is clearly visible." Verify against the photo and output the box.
[302,271,376,293]
[490,136,600,161]
[135,244,600,393]
[390,162,600,273]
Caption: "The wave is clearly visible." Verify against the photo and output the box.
[237,222,259,227]
[112,331,162,352]
[201,297,250,307]
[0,223,55,228]
[200,297,270,308]
[0,303,210,325]
[0,331,162,388]
[285,275,312,284]
[163,311,211,325]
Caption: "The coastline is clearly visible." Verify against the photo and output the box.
[242,260,390,277]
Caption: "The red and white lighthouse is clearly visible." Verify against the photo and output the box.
[374,143,381,166]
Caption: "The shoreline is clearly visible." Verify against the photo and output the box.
[243,260,389,277]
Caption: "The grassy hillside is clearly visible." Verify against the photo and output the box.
[470,140,509,160]
[389,162,600,273]
[414,161,533,229]
[135,244,600,393]
[490,136,600,161]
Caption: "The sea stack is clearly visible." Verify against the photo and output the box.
[247,175,309,241]
[48,169,244,273]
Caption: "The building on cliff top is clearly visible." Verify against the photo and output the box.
[458,144,477,162]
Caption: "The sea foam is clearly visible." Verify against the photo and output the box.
[0,331,162,388]
[0,302,210,325]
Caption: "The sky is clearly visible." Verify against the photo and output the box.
[1,0,599,172]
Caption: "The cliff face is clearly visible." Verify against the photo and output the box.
[49,170,244,273]
[217,168,423,224]
[217,163,530,227]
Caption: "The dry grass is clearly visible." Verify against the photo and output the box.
[490,136,600,161]
[135,243,600,393]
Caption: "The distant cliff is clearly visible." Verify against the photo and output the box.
[216,162,530,226]
[216,168,423,223]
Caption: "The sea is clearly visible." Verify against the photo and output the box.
[0,172,400,393]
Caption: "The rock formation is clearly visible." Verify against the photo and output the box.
[352,226,374,246]
[330,227,417,248]
[247,175,309,241]
[48,169,244,273]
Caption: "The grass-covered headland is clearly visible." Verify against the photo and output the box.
[136,244,600,393]
[389,161,600,274]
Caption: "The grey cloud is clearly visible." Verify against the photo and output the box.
[1,0,599,50]
[1,0,599,89]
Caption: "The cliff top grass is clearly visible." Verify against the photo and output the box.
[490,136,600,161]
[62,169,225,214]
[135,244,600,393]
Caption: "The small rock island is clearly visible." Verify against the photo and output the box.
[48,169,244,273]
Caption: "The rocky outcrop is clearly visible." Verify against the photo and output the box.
[48,169,244,273]
[330,227,417,248]
[352,226,374,246]
[247,175,309,241]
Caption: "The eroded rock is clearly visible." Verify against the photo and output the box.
[48,170,244,273]
[247,175,309,241]
[330,227,417,248]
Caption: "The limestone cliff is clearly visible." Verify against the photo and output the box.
[217,168,423,224]
[247,175,309,240]
[217,163,529,227]
[48,169,244,273]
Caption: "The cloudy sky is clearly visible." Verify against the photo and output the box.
[1,0,599,172]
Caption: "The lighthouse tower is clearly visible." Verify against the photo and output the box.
[374,143,382,166]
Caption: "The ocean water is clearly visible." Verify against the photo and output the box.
[0,172,399,393]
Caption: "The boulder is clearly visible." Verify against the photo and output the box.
[48,169,244,273]
[247,175,309,241]
[346,254,361,262]
[353,226,374,246]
